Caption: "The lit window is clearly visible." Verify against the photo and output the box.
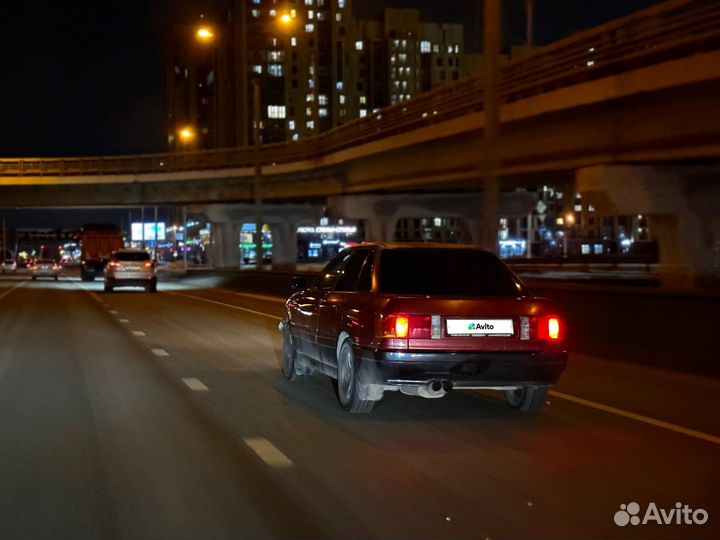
[359,95,366,104]
[292,133,300,141]
[319,108,328,117]
[359,109,367,118]
[338,0,345,7]
[305,23,314,32]
[339,109,347,117]
[267,105,286,119]
[420,41,431,53]
[307,120,315,129]
[336,13,342,21]
[339,94,345,104]
[308,10,314,19]
[306,93,314,102]
[252,9,260,17]
[355,40,363,51]
[454,44,459,54]
[336,81,344,90]
[268,50,284,61]
[268,64,283,77]
[291,37,297,47]
[447,45,453,54]
[433,44,439,53]
[289,120,296,130]
[252,64,263,74]
[305,107,312,116]
[318,94,328,105]
[305,0,312,4]
[269,9,277,16]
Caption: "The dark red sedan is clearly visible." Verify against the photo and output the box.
[281,243,567,413]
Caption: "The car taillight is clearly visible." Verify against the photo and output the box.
[109,261,121,268]
[382,314,431,339]
[535,315,563,341]
[144,261,154,268]
[52,264,58,270]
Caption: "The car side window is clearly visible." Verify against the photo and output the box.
[334,249,371,292]
[316,250,352,290]
[355,250,374,292]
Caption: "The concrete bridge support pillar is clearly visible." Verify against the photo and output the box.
[269,222,298,269]
[362,218,397,243]
[576,165,720,282]
[208,222,241,268]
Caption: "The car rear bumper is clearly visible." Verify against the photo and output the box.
[107,276,156,287]
[357,348,567,388]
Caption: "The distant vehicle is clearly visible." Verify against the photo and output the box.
[31,259,60,280]
[2,259,17,273]
[280,243,568,413]
[80,224,124,281]
[104,249,157,293]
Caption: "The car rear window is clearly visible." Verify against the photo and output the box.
[115,252,150,261]
[38,260,55,264]
[379,248,525,297]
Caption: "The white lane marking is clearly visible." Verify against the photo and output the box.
[118,319,130,324]
[549,390,720,446]
[0,281,26,300]
[173,288,718,446]
[109,310,119,314]
[218,289,286,304]
[168,291,283,321]
[182,377,209,391]
[151,347,169,357]
[243,437,294,468]
[132,330,147,337]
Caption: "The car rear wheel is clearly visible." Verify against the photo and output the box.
[147,281,157,293]
[505,385,549,411]
[281,323,305,381]
[336,340,374,414]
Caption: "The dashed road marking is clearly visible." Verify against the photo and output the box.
[132,330,147,337]
[243,437,294,468]
[118,319,130,324]
[151,347,169,357]
[182,377,209,391]
[168,291,283,321]
[109,310,119,314]
[549,390,720,446]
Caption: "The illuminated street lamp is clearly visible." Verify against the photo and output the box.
[178,126,196,144]
[195,25,215,43]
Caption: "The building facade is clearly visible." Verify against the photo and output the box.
[165,2,476,151]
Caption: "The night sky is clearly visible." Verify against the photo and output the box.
[0,0,663,159]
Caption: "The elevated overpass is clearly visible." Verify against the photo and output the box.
[1,0,719,275]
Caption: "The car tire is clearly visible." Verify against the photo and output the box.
[335,339,374,414]
[505,385,550,411]
[281,323,306,381]
[147,281,157,293]
[54,276,58,281]
[31,276,36,281]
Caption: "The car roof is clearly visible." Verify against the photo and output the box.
[112,249,147,254]
[355,242,491,252]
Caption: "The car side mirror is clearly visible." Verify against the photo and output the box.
[290,276,308,291]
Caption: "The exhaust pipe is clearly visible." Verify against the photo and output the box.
[418,380,447,399]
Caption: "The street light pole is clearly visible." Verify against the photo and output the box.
[252,78,264,270]
[481,0,502,255]
[525,0,535,47]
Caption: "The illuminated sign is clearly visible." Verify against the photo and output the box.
[131,222,166,241]
[296,226,358,234]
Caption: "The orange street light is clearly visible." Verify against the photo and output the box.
[564,212,576,226]
[178,126,196,143]
[279,12,293,25]
[195,25,215,43]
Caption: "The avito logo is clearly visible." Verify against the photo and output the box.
[614,502,709,527]
[468,322,494,331]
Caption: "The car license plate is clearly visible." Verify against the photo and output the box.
[446,319,514,337]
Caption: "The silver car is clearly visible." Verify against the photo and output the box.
[2,259,17,273]
[104,249,157,293]
[31,259,60,280]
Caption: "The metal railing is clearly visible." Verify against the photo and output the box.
[1,0,718,178]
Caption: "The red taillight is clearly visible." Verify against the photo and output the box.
[535,315,563,341]
[144,261,154,268]
[382,314,431,339]
[109,261,121,268]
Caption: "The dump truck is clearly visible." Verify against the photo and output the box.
[80,224,124,281]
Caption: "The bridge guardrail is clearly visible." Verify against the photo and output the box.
[1,0,718,178]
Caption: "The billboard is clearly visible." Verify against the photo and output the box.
[131,222,166,242]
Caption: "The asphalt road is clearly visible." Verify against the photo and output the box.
[0,272,718,539]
